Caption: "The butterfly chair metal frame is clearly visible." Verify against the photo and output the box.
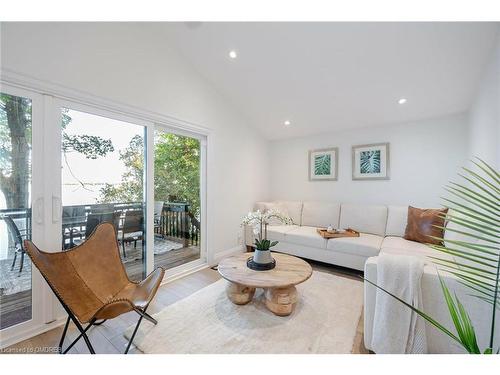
[24,222,165,354]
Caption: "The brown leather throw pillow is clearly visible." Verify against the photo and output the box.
[404,206,448,245]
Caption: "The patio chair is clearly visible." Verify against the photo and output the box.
[24,222,165,354]
[120,210,144,258]
[153,201,164,236]
[2,214,29,274]
[69,211,121,248]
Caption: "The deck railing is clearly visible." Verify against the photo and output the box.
[0,201,200,249]
[157,202,200,247]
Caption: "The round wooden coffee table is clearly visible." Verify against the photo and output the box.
[218,252,313,316]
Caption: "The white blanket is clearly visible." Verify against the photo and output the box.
[371,254,428,354]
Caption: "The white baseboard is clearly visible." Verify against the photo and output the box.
[211,245,245,266]
[161,261,209,285]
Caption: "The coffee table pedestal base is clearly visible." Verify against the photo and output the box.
[226,282,298,316]
[264,286,298,316]
[226,282,255,305]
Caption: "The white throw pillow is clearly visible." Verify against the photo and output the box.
[339,204,388,236]
[385,206,409,237]
[301,201,341,228]
[275,201,303,225]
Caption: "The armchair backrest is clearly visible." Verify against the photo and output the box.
[24,223,131,323]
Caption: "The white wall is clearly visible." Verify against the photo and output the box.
[468,31,500,168]
[269,113,468,207]
[0,22,269,258]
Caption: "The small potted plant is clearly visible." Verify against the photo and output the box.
[241,209,293,270]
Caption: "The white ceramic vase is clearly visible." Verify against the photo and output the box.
[253,249,274,264]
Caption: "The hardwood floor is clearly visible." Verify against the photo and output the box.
[2,261,368,354]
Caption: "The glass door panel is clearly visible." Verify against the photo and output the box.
[153,130,201,270]
[60,108,146,281]
[0,92,33,329]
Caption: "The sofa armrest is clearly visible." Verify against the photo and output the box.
[363,256,497,353]
[363,257,378,351]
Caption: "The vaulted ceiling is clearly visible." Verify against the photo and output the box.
[159,22,499,139]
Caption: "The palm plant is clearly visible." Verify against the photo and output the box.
[365,157,499,354]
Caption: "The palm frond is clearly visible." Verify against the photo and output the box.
[363,276,482,353]
[441,196,499,225]
[428,158,500,351]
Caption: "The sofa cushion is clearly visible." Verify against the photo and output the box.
[266,225,299,242]
[263,202,292,225]
[381,236,440,259]
[339,204,388,236]
[301,201,341,228]
[443,209,480,248]
[385,205,408,237]
[284,226,327,249]
[253,202,292,226]
[276,201,303,225]
[404,206,448,245]
[254,201,273,212]
[326,233,383,257]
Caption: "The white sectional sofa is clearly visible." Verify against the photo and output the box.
[245,201,409,271]
[245,201,499,353]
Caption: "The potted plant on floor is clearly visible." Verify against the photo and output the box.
[365,157,499,354]
[242,209,293,270]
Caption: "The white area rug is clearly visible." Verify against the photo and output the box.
[125,271,364,353]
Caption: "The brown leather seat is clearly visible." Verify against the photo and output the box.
[24,222,165,354]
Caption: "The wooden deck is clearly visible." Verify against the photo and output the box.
[0,244,200,330]
[125,245,201,281]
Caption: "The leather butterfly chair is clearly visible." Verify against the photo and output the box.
[24,222,165,354]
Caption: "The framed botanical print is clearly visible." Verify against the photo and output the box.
[309,147,338,181]
[352,142,390,180]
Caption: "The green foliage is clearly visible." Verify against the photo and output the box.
[364,276,481,353]
[98,134,144,203]
[314,154,331,175]
[62,133,114,159]
[365,157,499,354]
[0,94,32,173]
[154,132,200,215]
[439,277,481,354]
[254,239,278,250]
[360,150,381,174]
[429,157,499,351]
[0,96,114,208]
[98,132,201,216]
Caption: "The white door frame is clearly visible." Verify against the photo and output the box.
[153,123,208,272]
[0,72,211,347]
[0,84,49,348]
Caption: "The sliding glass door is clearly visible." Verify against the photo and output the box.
[153,129,202,270]
[0,90,34,330]
[0,85,46,343]
[59,107,147,281]
[0,84,207,347]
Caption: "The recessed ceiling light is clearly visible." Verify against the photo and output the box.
[398,98,407,104]
[228,50,237,59]
[284,120,291,126]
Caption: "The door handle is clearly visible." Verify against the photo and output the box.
[52,195,61,223]
[34,197,44,224]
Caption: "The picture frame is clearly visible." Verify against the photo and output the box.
[352,142,390,180]
[309,147,338,181]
